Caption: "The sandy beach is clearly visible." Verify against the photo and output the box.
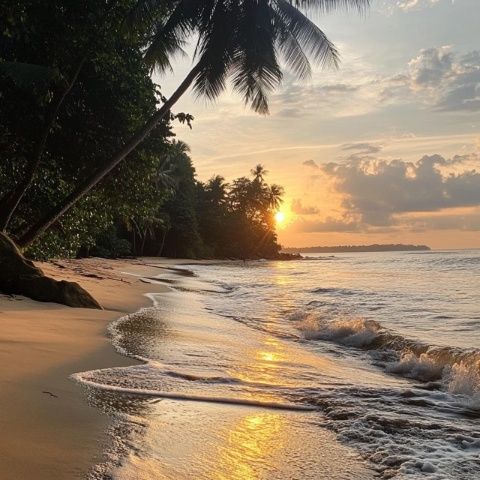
[4,254,477,479]
[0,257,376,480]
[0,258,171,479]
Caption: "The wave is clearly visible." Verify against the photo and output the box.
[311,287,359,296]
[301,256,338,261]
[72,371,315,412]
[294,314,480,404]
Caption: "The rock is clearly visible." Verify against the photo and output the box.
[0,232,101,309]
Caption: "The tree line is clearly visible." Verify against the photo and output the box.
[93,152,285,259]
[0,0,368,261]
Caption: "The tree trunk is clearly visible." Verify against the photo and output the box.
[0,58,86,231]
[17,62,202,248]
[140,228,148,256]
[156,228,168,257]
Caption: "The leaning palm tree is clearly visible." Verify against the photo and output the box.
[18,0,370,247]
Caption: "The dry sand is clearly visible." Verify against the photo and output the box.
[0,257,172,480]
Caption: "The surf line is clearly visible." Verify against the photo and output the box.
[72,374,316,412]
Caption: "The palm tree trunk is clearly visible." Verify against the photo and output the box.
[0,58,87,232]
[17,62,202,248]
[140,228,148,256]
[157,228,168,257]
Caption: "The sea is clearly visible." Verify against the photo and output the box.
[76,250,480,479]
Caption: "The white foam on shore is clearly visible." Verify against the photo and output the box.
[76,257,480,480]
[72,371,315,411]
[294,313,480,404]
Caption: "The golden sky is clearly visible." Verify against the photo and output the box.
[155,0,480,249]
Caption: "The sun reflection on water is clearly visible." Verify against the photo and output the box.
[229,336,292,390]
[210,412,284,480]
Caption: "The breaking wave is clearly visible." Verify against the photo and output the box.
[294,313,480,404]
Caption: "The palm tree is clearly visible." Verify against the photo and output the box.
[251,164,268,184]
[267,184,284,210]
[206,175,228,205]
[18,0,369,247]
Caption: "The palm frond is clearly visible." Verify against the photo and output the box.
[144,0,200,72]
[274,0,339,69]
[192,1,238,100]
[291,0,370,14]
[274,19,312,79]
[230,1,283,114]
[143,0,370,114]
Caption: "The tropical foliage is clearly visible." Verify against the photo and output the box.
[101,155,285,260]
[0,0,368,260]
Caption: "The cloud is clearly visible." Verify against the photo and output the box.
[293,217,363,233]
[404,211,480,231]
[272,81,366,118]
[397,0,441,12]
[272,46,480,118]
[400,47,480,112]
[291,199,319,215]
[341,143,384,161]
[302,159,319,169]
[408,46,453,88]
[276,107,303,118]
[341,143,383,155]
[321,153,480,227]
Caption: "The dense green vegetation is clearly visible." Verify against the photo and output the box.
[1,0,176,258]
[0,0,368,262]
[92,150,285,259]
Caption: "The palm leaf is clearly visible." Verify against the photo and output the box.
[291,0,370,13]
[274,0,339,69]
[230,1,283,114]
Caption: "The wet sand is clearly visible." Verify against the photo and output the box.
[0,257,374,479]
[0,258,169,479]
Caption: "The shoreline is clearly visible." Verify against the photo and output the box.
[1,256,376,479]
[0,257,175,480]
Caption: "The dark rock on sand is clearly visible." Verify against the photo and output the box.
[0,232,101,309]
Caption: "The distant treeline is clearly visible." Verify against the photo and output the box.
[283,244,431,253]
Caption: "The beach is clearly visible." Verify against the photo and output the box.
[1,253,479,479]
[0,257,374,480]
[0,258,171,479]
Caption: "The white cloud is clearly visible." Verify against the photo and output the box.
[397,0,441,11]
[408,46,454,88]
[272,46,480,118]
[321,153,480,227]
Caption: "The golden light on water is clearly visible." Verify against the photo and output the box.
[211,412,284,480]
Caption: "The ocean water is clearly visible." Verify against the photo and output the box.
[76,251,480,479]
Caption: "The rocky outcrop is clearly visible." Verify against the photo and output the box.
[0,232,101,309]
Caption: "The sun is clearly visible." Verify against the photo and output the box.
[274,211,286,225]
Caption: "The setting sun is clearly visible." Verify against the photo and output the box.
[274,211,286,225]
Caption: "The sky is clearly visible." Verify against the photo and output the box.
[154,0,480,249]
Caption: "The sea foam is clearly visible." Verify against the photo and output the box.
[294,312,480,404]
